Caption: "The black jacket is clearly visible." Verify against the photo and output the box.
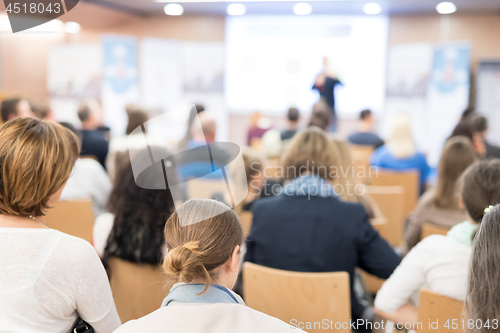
[245,194,401,322]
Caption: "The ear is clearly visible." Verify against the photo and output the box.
[225,245,241,274]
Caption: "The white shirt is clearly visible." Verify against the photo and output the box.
[93,212,115,258]
[374,234,471,313]
[61,158,112,218]
[0,228,120,333]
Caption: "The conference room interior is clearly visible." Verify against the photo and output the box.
[1,0,500,332]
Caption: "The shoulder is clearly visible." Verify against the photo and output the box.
[50,231,101,266]
[78,158,107,172]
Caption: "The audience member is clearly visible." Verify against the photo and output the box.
[313,56,341,131]
[58,122,112,218]
[348,109,384,148]
[330,136,382,218]
[78,102,109,168]
[405,136,477,249]
[308,100,330,131]
[0,98,34,122]
[178,104,205,150]
[472,116,500,159]
[114,199,305,333]
[281,107,300,141]
[245,127,401,331]
[95,148,178,262]
[247,111,271,146]
[29,99,54,120]
[0,118,120,332]
[375,159,500,327]
[466,204,500,333]
[371,114,430,193]
[106,107,150,180]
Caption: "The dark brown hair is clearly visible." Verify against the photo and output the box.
[162,199,243,293]
[0,118,79,217]
[461,159,500,223]
[1,98,22,122]
[125,109,149,135]
[431,136,477,208]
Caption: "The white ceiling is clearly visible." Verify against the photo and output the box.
[85,0,500,17]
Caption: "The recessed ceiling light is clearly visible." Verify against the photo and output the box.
[64,22,81,34]
[436,2,457,14]
[363,3,381,15]
[293,3,312,15]
[227,3,246,15]
[164,3,184,15]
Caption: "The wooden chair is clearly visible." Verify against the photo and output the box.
[364,186,406,247]
[187,179,229,200]
[239,211,253,238]
[350,144,375,184]
[418,289,464,333]
[421,223,450,240]
[370,169,419,218]
[360,218,389,295]
[108,257,166,324]
[45,200,94,243]
[243,262,351,332]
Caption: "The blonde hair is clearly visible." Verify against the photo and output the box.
[162,199,243,293]
[281,127,338,181]
[387,114,416,158]
[0,118,79,217]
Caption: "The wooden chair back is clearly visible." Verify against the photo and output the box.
[370,169,419,217]
[108,257,166,324]
[45,200,94,243]
[239,211,253,238]
[243,262,351,332]
[360,217,389,295]
[421,223,450,240]
[418,289,464,333]
[187,179,229,200]
[364,186,406,247]
[350,144,375,184]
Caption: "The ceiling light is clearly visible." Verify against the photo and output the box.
[64,21,81,34]
[227,3,246,15]
[293,3,312,15]
[436,2,457,14]
[164,3,184,15]
[363,3,381,15]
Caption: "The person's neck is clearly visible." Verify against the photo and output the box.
[358,121,372,133]
[81,123,96,131]
[0,214,47,229]
[287,121,298,130]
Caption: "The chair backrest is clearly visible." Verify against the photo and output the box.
[418,289,464,333]
[187,179,229,200]
[45,200,94,243]
[350,144,375,184]
[421,223,450,240]
[243,262,351,333]
[239,211,253,238]
[108,257,166,324]
[364,186,406,247]
[370,169,419,218]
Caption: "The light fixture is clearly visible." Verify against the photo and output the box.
[363,3,381,15]
[164,3,184,15]
[293,3,312,15]
[436,2,456,14]
[64,21,81,34]
[227,3,246,15]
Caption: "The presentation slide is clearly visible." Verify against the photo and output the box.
[225,15,389,116]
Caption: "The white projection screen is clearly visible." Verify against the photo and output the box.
[225,15,389,116]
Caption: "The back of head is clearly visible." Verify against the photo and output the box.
[387,114,415,158]
[162,199,243,293]
[282,127,337,181]
[466,204,500,331]
[0,118,79,217]
[126,108,149,135]
[1,98,21,123]
[461,159,500,224]
[449,122,474,142]
[192,112,217,142]
[77,103,92,123]
[330,136,358,202]
[241,149,263,186]
[360,109,372,121]
[432,136,477,208]
[309,101,330,131]
[472,116,488,134]
[287,107,300,122]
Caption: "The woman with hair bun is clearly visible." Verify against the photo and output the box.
[114,199,305,333]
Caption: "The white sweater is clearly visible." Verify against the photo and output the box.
[0,228,121,333]
[374,234,471,313]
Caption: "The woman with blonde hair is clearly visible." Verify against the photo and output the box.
[114,199,305,333]
[371,114,430,192]
[245,127,400,332]
[330,135,382,218]
[405,136,477,249]
[0,118,120,332]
